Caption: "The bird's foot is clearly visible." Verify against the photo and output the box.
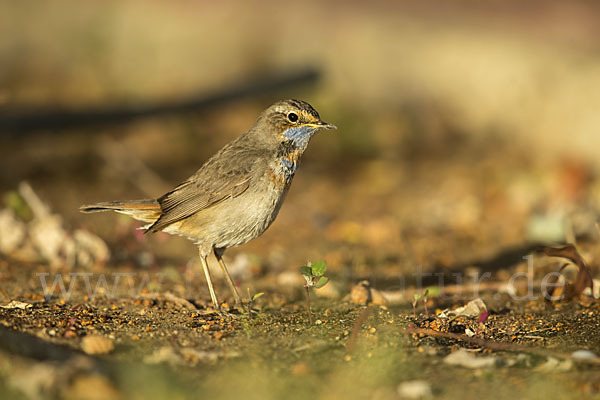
[193,304,242,319]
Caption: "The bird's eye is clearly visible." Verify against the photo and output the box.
[287,112,299,122]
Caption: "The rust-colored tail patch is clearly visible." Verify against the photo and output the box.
[80,199,161,223]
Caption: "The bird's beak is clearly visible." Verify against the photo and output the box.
[305,121,337,130]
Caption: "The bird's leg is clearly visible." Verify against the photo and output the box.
[199,251,221,313]
[213,248,242,309]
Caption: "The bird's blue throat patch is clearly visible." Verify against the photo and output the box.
[280,158,297,175]
[282,126,318,151]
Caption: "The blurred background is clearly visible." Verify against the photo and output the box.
[3,2,600,399]
[2,0,600,282]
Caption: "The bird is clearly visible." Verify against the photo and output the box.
[80,99,336,313]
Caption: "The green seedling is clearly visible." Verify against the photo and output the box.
[412,288,429,318]
[242,288,264,337]
[246,288,264,323]
[299,260,329,324]
[3,191,32,220]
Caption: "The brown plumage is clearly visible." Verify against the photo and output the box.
[81,99,336,313]
[80,199,160,223]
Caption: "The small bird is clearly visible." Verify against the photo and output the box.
[81,99,336,313]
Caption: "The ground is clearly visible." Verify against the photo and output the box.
[1,122,600,399]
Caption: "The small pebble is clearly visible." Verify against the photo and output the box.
[535,357,572,372]
[66,373,121,400]
[81,335,115,355]
[397,380,433,399]
[291,362,309,376]
[571,350,597,360]
[444,349,496,369]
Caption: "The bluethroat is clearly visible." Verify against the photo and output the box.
[81,99,336,312]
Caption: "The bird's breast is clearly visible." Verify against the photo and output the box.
[268,150,302,187]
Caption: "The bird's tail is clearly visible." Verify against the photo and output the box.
[80,199,161,225]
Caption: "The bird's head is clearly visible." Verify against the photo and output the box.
[256,99,336,150]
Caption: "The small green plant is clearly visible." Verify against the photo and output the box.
[3,190,32,220]
[242,288,263,337]
[246,288,263,323]
[299,260,329,324]
[412,288,429,318]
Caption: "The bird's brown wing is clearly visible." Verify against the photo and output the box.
[146,139,266,233]
[147,172,251,233]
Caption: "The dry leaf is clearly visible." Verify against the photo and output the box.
[542,245,594,302]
